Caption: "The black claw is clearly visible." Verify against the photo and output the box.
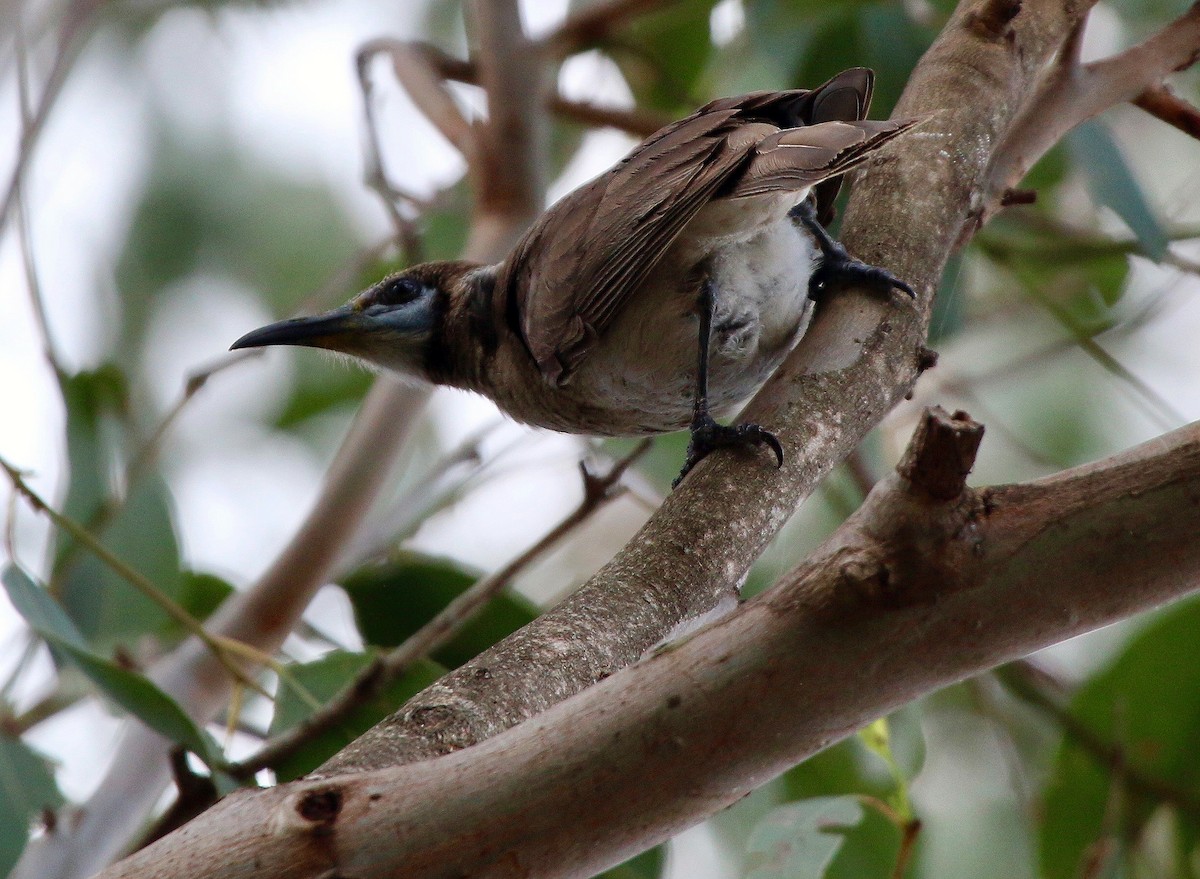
[792,197,915,302]
[809,257,915,302]
[673,416,785,487]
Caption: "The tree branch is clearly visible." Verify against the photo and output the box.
[1133,83,1200,141]
[985,2,1200,218]
[225,442,648,781]
[538,0,681,57]
[96,412,1200,879]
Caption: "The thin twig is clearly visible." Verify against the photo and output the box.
[860,796,922,879]
[224,440,650,780]
[0,0,105,239]
[548,95,668,137]
[356,41,443,255]
[1133,83,1200,141]
[14,24,67,386]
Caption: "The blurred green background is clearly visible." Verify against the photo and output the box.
[2,0,1200,876]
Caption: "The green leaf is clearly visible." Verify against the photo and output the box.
[1021,141,1069,193]
[56,367,129,554]
[58,473,185,647]
[178,571,235,622]
[1067,121,1168,260]
[3,565,88,650]
[2,565,215,766]
[743,796,863,879]
[1039,598,1200,879]
[56,643,216,766]
[339,553,538,668]
[774,740,905,879]
[157,571,236,641]
[52,368,187,648]
[267,650,445,781]
[0,735,64,878]
[792,7,930,116]
[273,362,373,430]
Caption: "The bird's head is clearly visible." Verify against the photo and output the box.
[231,268,450,378]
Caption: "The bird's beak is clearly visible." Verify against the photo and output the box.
[230,305,366,353]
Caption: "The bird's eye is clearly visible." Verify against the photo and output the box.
[379,276,423,305]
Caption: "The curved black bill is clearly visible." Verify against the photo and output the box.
[230,306,360,352]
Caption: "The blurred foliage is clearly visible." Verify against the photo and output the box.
[0,734,62,879]
[4,0,1200,876]
[1035,598,1200,879]
[339,551,539,667]
[743,796,863,879]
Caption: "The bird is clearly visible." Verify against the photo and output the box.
[232,68,916,484]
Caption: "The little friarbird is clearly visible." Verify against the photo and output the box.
[232,68,917,483]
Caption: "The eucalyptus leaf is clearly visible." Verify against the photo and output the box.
[58,473,185,647]
[2,566,215,766]
[1067,121,1168,260]
[339,552,538,667]
[744,796,863,879]
[1038,598,1200,879]
[0,735,64,878]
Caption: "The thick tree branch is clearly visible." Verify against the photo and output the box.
[97,413,1200,879]
[985,2,1200,218]
[319,0,1092,776]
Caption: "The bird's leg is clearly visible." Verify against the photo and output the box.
[790,198,915,302]
[673,279,784,487]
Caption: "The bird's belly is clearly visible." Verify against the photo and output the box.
[564,219,817,434]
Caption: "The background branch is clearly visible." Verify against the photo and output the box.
[986,2,1200,215]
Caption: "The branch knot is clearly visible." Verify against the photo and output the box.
[896,407,985,501]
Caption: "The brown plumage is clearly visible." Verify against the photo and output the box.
[232,68,917,480]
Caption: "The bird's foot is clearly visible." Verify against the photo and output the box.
[808,248,915,302]
[789,200,915,302]
[673,415,784,487]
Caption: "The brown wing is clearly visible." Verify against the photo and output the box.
[503,70,891,386]
[505,106,757,384]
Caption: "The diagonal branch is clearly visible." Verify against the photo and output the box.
[96,411,1200,879]
[224,442,649,781]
